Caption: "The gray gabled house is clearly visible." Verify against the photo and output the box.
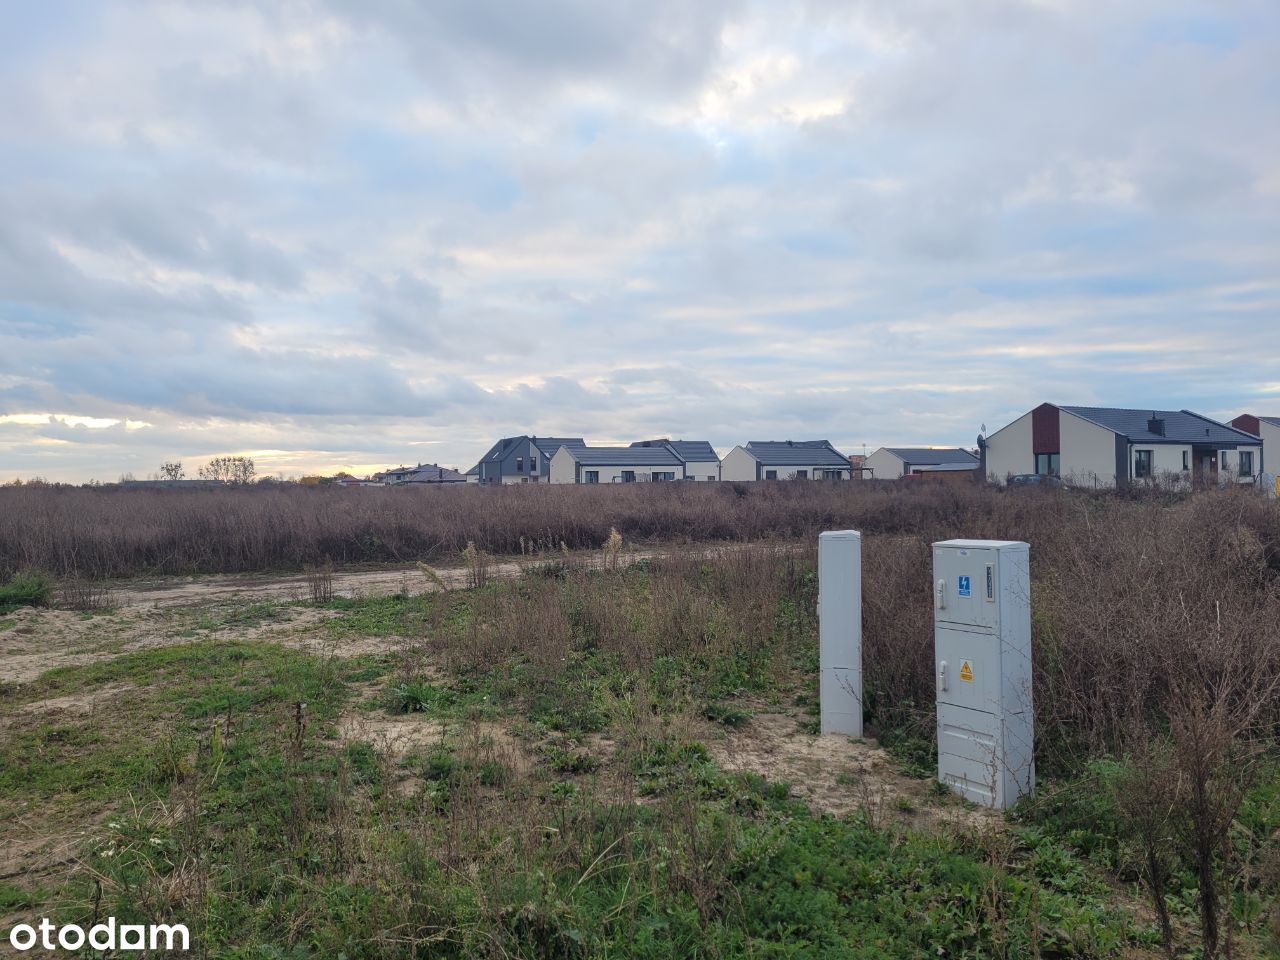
[720,440,851,481]
[630,439,721,480]
[472,436,586,484]
[549,444,684,484]
[390,463,468,484]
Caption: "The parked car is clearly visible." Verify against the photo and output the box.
[1007,473,1065,489]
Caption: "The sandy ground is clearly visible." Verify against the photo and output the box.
[709,711,993,830]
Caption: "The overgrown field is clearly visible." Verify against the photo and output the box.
[1,488,1278,957]
[7,479,1268,580]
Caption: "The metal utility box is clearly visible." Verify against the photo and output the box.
[933,539,1033,809]
[819,530,862,737]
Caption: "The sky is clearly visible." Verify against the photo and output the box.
[2,0,1278,482]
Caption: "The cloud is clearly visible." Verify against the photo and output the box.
[0,0,1277,480]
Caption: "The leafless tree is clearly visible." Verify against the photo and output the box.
[198,456,255,484]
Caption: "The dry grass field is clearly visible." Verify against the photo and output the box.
[0,483,1277,958]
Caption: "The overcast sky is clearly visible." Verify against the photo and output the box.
[2,1,1278,481]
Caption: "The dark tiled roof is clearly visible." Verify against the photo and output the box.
[884,447,977,466]
[563,446,682,466]
[478,436,585,462]
[744,441,848,466]
[402,465,466,483]
[1261,416,1280,428]
[630,439,718,461]
[1060,406,1259,445]
[531,436,586,457]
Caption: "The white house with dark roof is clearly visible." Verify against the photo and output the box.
[863,447,978,480]
[720,440,851,482]
[630,439,721,481]
[985,403,1261,487]
[549,444,685,484]
[1231,414,1277,473]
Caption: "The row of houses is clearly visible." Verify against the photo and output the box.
[462,404,1280,489]
[468,436,855,484]
[355,402,1276,491]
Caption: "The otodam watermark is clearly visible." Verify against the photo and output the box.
[7,918,189,952]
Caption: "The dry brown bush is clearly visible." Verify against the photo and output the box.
[0,479,1081,580]
[378,486,1280,957]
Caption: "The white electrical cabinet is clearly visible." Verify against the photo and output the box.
[819,530,862,737]
[933,539,1033,809]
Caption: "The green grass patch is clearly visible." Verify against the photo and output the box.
[0,569,51,613]
[0,642,374,804]
[0,880,46,912]
[188,601,284,632]
[326,591,455,637]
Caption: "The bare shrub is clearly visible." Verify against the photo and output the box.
[461,540,489,589]
[57,577,115,611]
[304,561,334,604]
[1030,492,1280,958]
[0,478,1090,580]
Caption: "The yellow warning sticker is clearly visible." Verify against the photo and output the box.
[959,660,974,683]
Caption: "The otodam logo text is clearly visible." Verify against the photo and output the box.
[7,918,189,953]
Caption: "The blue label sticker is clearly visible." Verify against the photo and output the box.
[957,575,971,598]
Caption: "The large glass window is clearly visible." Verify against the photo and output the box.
[515,457,523,473]
[1240,451,1254,475]
[1134,449,1153,479]
[794,469,808,479]
[764,470,778,480]
[584,471,599,484]
[1034,453,1060,476]
[621,471,636,483]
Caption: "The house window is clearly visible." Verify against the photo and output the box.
[516,457,523,473]
[1182,450,1190,471]
[651,471,674,481]
[584,470,599,484]
[530,456,537,473]
[1134,449,1153,479]
[1239,451,1254,476]
[794,469,808,479]
[1034,453,1060,477]
[764,470,778,480]
[621,471,636,483]
[706,476,715,481]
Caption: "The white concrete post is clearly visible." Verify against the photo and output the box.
[819,530,863,736]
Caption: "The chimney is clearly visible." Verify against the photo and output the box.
[1147,414,1165,437]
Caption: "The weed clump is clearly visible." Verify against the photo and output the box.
[0,569,51,612]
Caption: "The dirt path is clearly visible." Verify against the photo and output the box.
[106,546,714,609]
